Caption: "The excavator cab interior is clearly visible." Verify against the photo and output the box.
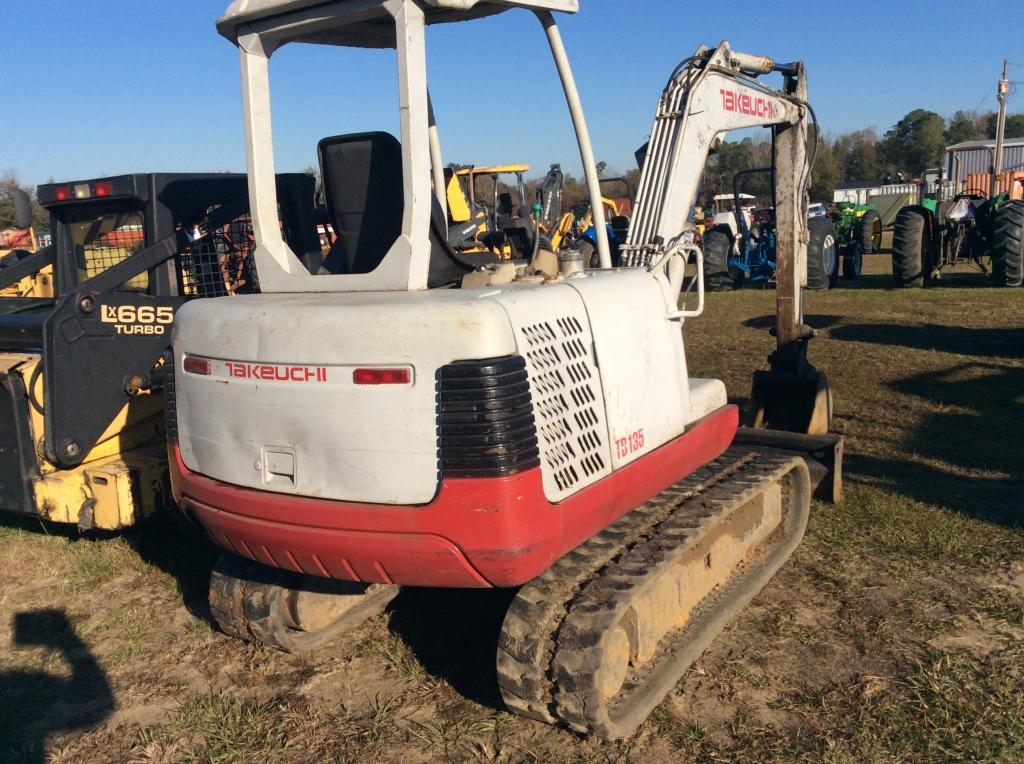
[317,132,404,276]
[317,131,491,282]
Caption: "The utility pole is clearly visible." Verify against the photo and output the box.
[991,59,1009,197]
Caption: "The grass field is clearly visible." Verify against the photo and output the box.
[1,255,1021,763]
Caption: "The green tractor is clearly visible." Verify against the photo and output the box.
[830,201,882,280]
[891,191,1023,288]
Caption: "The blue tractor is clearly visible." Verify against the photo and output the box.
[703,169,838,290]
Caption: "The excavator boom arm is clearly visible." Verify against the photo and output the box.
[625,43,808,269]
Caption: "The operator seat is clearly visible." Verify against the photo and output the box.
[317,132,473,287]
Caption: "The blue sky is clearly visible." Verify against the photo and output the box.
[3,1,1022,187]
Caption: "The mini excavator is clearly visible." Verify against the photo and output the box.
[168,0,838,739]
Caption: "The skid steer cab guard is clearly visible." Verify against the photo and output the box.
[0,172,319,530]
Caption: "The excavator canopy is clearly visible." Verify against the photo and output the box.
[218,0,578,48]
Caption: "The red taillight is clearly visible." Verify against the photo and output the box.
[353,368,411,385]
[93,180,113,197]
[183,355,212,375]
[54,185,71,201]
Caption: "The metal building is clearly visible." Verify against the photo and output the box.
[944,138,1024,186]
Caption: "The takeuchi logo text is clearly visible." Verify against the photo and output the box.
[225,362,328,383]
[719,89,777,120]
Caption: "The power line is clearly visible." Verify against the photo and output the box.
[972,84,993,113]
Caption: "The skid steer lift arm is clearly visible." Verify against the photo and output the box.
[624,42,842,500]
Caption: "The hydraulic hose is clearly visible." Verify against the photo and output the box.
[28,361,44,415]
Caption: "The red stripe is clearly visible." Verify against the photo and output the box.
[173,405,738,588]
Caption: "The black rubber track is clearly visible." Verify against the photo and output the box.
[209,552,398,653]
[991,200,1024,287]
[892,206,929,288]
[496,448,810,739]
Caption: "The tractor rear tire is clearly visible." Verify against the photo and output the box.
[855,209,882,254]
[702,229,737,291]
[991,200,1024,287]
[892,207,930,288]
[806,217,838,290]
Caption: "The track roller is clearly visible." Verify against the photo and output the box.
[209,552,399,653]
[497,448,810,739]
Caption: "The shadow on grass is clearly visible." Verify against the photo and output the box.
[743,313,843,331]
[851,361,1024,526]
[386,586,517,710]
[0,509,219,623]
[0,609,114,764]
[851,273,899,291]
[849,453,1021,527]
[126,515,220,622]
[845,271,993,291]
[830,323,1024,360]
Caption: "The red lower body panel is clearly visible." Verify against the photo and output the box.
[171,405,738,588]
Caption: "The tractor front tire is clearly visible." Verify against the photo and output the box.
[855,209,883,254]
[991,200,1024,287]
[842,245,863,281]
[702,229,737,291]
[892,207,930,288]
[806,217,839,290]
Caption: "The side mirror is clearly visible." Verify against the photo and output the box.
[11,187,33,229]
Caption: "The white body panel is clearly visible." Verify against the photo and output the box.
[173,272,718,506]
[710,210,753,238]
[174,291,517,504]
[565,270,689,470]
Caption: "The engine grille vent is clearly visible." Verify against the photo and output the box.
[520,317,608,499]
[437,355,540,478]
